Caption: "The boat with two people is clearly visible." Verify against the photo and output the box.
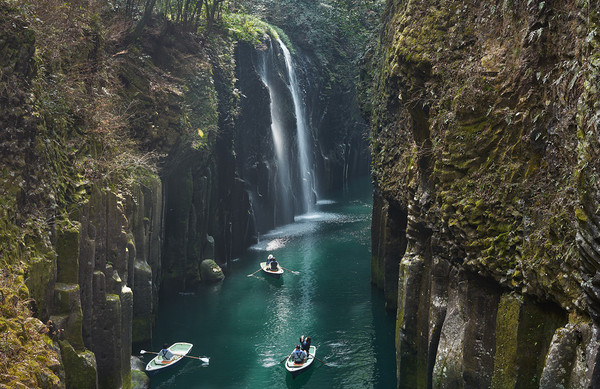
[260,254,284,278]
[284,345,317,378]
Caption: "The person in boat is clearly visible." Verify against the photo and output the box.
[160,343,174,360]
[299,335,311,353]
[270,257,279,271]
[291,344,307,363]
[266,254,275,266]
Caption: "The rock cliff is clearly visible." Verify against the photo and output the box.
[364,0,600,387]
[1,1,369,387]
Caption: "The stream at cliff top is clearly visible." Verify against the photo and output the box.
[150,177,396,388]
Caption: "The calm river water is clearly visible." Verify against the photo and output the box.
[149,178,397,388]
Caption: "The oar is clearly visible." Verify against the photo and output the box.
[247,268,262,277]
[279,352,293,363]
[140,350,209,363]
[308,353,326,365]
[280,266,299,275]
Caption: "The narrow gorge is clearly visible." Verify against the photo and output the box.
[3,0,600,388]
[1,0,371,387]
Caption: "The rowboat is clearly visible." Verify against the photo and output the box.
[260,261,284,278]
[145,342,193,375]
[285,345,316,377]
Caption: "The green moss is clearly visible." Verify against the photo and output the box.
[199,259,224,283]
[56,222,81,284]
[491,294,521,387]
[131,369,150,389]
[59,340,98,389]
[220,14,294,53]
[53,283,80,314]
[132,316,153,344]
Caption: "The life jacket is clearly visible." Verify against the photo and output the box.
[292,350,305,362]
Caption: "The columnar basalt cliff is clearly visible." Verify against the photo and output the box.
[363,0,600,387]
[1,0,371,386]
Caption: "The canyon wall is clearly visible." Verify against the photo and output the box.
[364,0,600,387]
[1,1,369,385]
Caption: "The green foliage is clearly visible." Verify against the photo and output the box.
[0,268,62,388]
[242,0,384,91]
[222,13,276,45]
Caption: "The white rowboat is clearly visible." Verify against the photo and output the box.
[145,342,193,375]
[285,345,316,377]
[260,261,284,278]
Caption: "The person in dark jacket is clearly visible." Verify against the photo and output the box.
[270,257,279,270]
[299,335,311,353]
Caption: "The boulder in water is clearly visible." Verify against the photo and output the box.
[200,259,225,283]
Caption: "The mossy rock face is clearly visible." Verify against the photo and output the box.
[132,316,153,345]
[59,340,98,389]
[131,369,150,389]
[56,223,81,284]
[200,259,224,283]
[53,283,85,350]
[491,294,521,388]
[366,0,591,316]
[25,253,56,317]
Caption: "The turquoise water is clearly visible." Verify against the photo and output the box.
[149,178,397,388]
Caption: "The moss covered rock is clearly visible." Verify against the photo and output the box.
[365,0,600,386]
[59,340,98,389]
[56,223,80,284]
[200,259,225,283]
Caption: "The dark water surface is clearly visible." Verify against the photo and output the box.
[150,178,397,388]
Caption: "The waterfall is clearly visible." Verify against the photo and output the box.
[277,39,315,214]
[254,37,316,230]
[257,41,294,224]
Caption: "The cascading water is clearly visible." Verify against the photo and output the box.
[256,37,316,228]
[257,40,294,225]
[277,39,315,214]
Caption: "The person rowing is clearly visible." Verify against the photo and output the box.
[270,257,279,271]
[160,343,174,361]
[291,344,307,364]
[266,254,279,270]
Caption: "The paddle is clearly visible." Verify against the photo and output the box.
[140,350,210,363]
[279,352,293,364]
[308,353,326,365]
[280,266,299,275]
[247,268,262,277]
